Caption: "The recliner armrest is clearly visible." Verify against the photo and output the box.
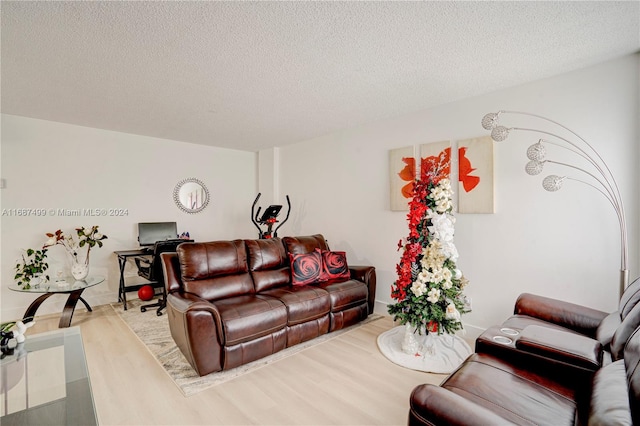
[165,291,226,376]
[409,384,517,426]
[349,265,376,314]
[515,293,608,338]
[165,291,224,336]
[516,325,603,371]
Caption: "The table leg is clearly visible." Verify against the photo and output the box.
[58,289,87,328]
[117,255,128,310]
[78,296,93,312]
[22,293,56,324]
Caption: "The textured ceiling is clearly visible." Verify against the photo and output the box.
[1,1,639,152]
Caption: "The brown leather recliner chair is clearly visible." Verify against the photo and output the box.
[476,276,640,375]
[409,324,640,425]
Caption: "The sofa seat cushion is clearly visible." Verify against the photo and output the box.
[315,279,368,313]
[440,353,579,425]
[212,294,287,346]
[260,286,331,326]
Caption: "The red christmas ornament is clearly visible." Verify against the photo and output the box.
[138,285,155,301]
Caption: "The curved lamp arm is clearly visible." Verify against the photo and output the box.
[482,111,628,298]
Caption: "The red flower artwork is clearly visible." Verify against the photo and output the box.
[398,147,480,198]
[458,147,480,192]
[398,157,416,198]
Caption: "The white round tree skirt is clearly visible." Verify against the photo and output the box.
[377,326,472,374]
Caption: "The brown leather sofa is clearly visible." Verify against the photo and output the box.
[161,234,376,376]
[409,325,640,425]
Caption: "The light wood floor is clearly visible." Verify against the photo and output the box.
[27,306,452,425]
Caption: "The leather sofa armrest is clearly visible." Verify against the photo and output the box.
[409,384,517,426]
[514,293,608,338]
[349,265,376,314]
[165,291,226,376]
[516,325,603,371]
[166,291,224,338]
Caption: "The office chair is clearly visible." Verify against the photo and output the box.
[134,239,190,315]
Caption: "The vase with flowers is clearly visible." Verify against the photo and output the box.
[388,149,471,357]
[44,226,108,281]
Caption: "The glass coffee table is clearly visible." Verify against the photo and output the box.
[8,276,104,328]
[0,327,97,425]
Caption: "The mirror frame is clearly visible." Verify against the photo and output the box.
[173,178,210,214]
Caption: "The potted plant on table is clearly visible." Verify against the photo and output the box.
[14,248,50,289]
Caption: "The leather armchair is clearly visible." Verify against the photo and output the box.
[409,325,640,425]
[506,275,640,345]
[476,277,640,374]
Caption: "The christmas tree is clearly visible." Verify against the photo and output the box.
[388,148,470,334]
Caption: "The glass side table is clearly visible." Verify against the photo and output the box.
[8,276,105,328]
[1,327,97,425]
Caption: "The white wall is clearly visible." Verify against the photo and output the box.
[1,55,637,333]
[278,54,640,333]
[1,115,257,322]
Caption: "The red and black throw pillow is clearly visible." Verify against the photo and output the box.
[289,251,323,286]
[317,249,351,281]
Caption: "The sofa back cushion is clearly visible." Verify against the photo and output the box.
[625,326,640,425]
[610,302,640,360]
[283,234,329,255]
[619,276,640,320]
[177,241,254,301]
[246,238,290,292]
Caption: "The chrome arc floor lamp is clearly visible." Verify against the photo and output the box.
[482,110,628,298]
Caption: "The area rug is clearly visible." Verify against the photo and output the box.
[111,299,382,397]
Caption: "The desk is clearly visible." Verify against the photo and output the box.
[114,249,151,311]
[115,242,191,311]
[8,276,104,328]
[0,327,97,425]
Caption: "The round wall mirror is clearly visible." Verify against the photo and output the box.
[173,178,210,214]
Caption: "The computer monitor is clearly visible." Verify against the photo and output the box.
[137,222,178,246]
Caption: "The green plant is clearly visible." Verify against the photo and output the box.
[14,248,50,289]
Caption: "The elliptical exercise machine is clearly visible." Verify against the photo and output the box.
[251,193,291,239]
